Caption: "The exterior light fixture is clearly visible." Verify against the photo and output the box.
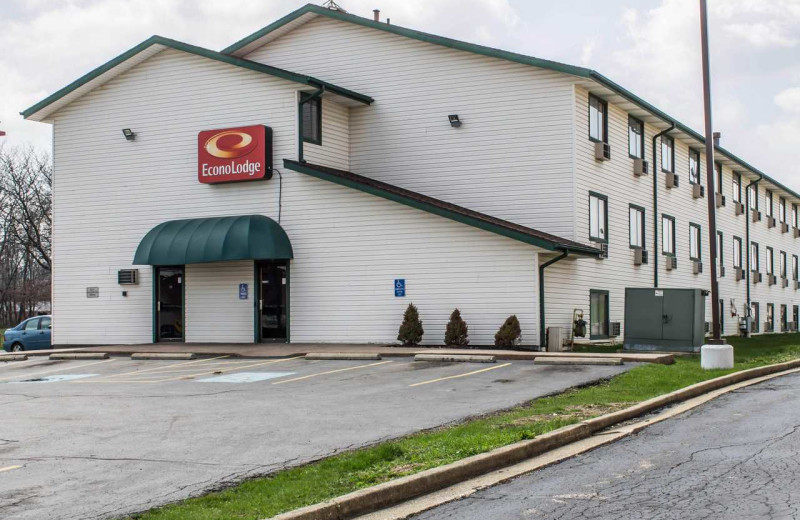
[122,128,136,141]
[448,114,462,128]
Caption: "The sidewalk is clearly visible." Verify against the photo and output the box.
[24,343,674,364]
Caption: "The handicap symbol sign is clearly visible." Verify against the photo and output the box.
[394,279,406,297]
[239,283,248,300]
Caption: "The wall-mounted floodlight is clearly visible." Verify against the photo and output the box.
[448,114,462,128]
[122,128,136,141]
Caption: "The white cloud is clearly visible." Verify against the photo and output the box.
[724,22,798,48]
[580,39,596,66]
[775,87,800,113]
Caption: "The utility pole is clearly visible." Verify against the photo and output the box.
[699,0,732,369]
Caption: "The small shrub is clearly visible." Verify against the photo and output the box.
[494,315,522,347]
[444,308,469,346]
[397,303,424,346]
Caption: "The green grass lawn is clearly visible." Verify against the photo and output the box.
[130,334,800,520]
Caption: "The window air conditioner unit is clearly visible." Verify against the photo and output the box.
[693,260,703,274]
[767,216,776,228]
[768,274,777,286]
[752,271,761,283]
[598,243,609,259]
[692,184,705,199]
[666,256,677,270]
[117,269,139,285]
[704,321,710,333]
[734,202,745,216]
[781,222,789,233]
[715,193,726,208]
[719,265,725,277]
[665,172,679,189]
[634,248,648,265]
[735,267,744,281]
[610,322,621,337]
[782,277,789,288]
[633,159,649,177]
[595,141,611,161]
[794,227,800,238]
[752,209,762,222]
[796,280,800,290]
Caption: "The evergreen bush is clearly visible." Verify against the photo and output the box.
[494,315,522,347]
[397,303,424,346]
[444,308,469,346]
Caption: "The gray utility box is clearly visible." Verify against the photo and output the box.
[624,288,706,352]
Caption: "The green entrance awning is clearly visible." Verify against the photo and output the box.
[133,215,293,265]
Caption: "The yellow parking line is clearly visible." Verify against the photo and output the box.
[84,355,231,380]
[0,359,115,383]
[148,356,305,383]
[272,360,393,385]
[409,362,512,387]
[0,465,22,473]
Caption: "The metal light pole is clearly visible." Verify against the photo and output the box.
[699,0,732,368]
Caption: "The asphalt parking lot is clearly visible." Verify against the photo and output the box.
[0,354,634,520]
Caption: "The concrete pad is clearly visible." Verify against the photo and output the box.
[0,354,27,362]
[131,352,196,360]
[49,352,109,360]
[534,357,622,366]
[305,353,382,361]
[415,354,496,363]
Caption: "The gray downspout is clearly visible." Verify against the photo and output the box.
[652,123,675,288]
[297,87,325,163]
[745,174,762,333]
[539,250,568,350]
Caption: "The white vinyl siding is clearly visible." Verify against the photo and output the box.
[185,261,254,343]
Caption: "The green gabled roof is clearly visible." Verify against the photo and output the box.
[284,159,601,256]
[226,4,799,201]
[22,34,372,121]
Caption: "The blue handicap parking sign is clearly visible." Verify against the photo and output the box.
[394,279,405,297]
[239,283,248,300]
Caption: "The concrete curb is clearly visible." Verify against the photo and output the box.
[533,357,622,366]
[305,353,382,361]
[131,353,196,360]
[414,354,496,363]
[268,358,800,520]
[50,352,109,360]
[0,354,27,362]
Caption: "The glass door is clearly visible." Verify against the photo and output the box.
[259,262,288,342]
[157,267,184,342]
[590,290,609,339]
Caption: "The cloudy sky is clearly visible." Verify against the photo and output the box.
[1,0,799,186]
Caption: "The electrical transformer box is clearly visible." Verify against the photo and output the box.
[624,288,706,352]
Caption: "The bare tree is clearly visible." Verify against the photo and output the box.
[0,146,52,325]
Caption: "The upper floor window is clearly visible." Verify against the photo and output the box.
[589,192,608,243]
[780,250,787,279]
[766,246,774,275]
[765,190,773,218]
[689,150,701,184]
[793,254,798,281]
[589,95,607,143]
[751,242,760,272]
[733,236,742,269]
[629,205,645,248]
[661,135,674,173]
[662,215,676,255]
[628,117,644,158]
[793,204,798,228]
[779,197,786,223]
[716,231,723,267]
[715,163,723,194]
[748,183,758,210]
[689,223,701,261]
[301,95,322,145]
[732,172,741,203]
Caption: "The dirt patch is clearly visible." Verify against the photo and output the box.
[506,403,629,426]
[390,463,424,475]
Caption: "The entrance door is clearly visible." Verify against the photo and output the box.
[156,267,184,342]
[590,290,609,339]
[259,262,288,342]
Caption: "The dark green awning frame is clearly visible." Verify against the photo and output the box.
[133,215,293,265]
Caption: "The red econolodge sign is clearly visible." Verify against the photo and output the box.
[198,125,272,184]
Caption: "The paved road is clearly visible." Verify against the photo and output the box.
[413,371,800,520]
[0,355,632,520]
